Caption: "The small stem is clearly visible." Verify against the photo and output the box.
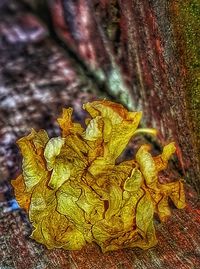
[134,128,157,136]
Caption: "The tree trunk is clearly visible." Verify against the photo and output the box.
[111,0,200,192]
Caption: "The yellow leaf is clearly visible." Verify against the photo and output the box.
[48,162,70,190]
[11,175,31,212]
[157,196,171,222]
[56,182,90,233]
[136,145,157,187]
[17,130,49,191]
[160,181,186,209]
[88,157,114,177]
[105,183,122,220]
[57,108,84,136]
[44,137,65,170]
[83,116,102,141]
[61,228,86,250]
[31,129,49,150]
[154,142,176,172]
[132,221,157,250]
[76,183,104,223]
[136,193,154,235]
[41,212,85,250]
[84,100,142,160]
[124,168,143,192]
[12,100,186,253]
[29,178,55,224]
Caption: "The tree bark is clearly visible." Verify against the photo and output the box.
[116,0,200,193]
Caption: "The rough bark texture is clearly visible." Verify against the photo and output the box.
[169,0,200,178]
[0,0,200,268]
[115,0,200,192]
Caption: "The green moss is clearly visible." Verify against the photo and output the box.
[173,0,200,154]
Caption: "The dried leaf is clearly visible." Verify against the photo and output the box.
[124,168,143,192]
[11,174,31,212]
[136,193,154,235]
[44,137,65,170]
[48,162,70,190]
[57,108,83,136]
[12,100,186,252]
[17,130,49,191]
[135,145,157,187]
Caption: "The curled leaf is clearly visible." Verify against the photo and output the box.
[12,100,186,252]
[17,129,49,191]
[124,168,143,192]
[136,145,157,187]
[44,137,65,170]
[12,174,31,212]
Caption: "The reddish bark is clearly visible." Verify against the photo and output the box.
[118,0,200,192]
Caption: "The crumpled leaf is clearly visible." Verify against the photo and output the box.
[11,174,31,212]
[12,100,186,253]
[136,193,154,236]
[124,168,143,192]
[57,107,84,136]
[154,142,176,172]
[135,144,157,187]
[84,100,142,176]
[17,129,49,191]
[44,137,65,170]
[105,182,122,220]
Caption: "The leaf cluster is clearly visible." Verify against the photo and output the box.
[12,100,185,252]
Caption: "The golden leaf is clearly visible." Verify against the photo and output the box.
[154,142,176,172]
[44,137,65,170]
[124,168,143,192]
[57,107,84,136]
[17,129,49,191]
[84,100,142,161]
[136,192,154,235]
[135,145,157,187]
[12,100,186,253]
[11,174,31,212]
